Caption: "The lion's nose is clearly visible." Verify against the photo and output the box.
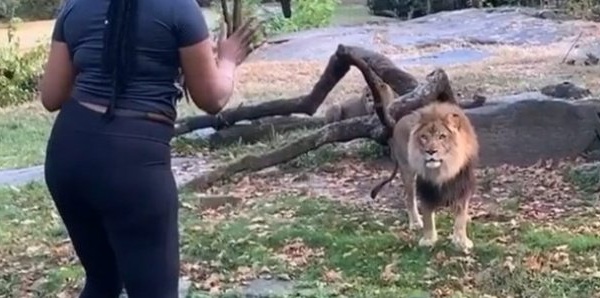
[425,149,437,155]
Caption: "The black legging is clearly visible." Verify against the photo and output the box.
[44,99,179,298]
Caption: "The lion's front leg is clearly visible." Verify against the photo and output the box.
[451,195,473,252]
[418,206,438,247]
[406,191,423,230]
[400,165,422,230]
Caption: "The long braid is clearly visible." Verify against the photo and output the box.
[101,0,138,120]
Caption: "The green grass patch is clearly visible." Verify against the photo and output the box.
[0,182,79,297]
[565,162,600,193]
[0,104,54,169]
[520,226,600,253]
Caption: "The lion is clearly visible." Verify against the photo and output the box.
[370,84,479,252]
[324,87,375,123]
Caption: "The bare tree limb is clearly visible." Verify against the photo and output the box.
[387,68,457,122]
[233,0,242,32]
[175,45,418,135]
[184,116,386,191]
[207,116,326,148]
[174,53,351,135]
[221,0,232,36]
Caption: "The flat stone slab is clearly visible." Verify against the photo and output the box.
[251,7,579,62]
[0,157,209,187]
[119,277,190,298]
[0,165,44,187]
[241,278,296,297]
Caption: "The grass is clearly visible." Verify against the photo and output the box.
[0,103,54,170]
[1,180,600,297]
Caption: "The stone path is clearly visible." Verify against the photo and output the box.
[0,157,207,188]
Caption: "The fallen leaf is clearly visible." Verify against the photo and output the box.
[380,262,398,283]
[322,268,343,283]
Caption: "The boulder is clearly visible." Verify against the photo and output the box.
[466,92,600,167]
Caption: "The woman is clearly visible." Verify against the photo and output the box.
[39,0,257,296]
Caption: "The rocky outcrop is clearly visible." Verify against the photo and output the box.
[466,92,600,167]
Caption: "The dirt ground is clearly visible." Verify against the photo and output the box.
[0,20,54,50]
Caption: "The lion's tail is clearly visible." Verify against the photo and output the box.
[370,160,399,199]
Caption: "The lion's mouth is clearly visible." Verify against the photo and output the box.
[425,158,442,169]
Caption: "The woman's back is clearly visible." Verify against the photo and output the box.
[57,0,209,120]
[41,0,261,296]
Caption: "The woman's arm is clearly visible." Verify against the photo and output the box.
[40,3,76,112]
[179,39,236,115]
[40,41,76,112]
[174,0,242,115]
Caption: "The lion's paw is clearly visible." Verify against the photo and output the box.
[408,217,423,230]
[418,235,438,247]
[451,234,473,252]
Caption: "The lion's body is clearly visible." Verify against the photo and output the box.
[324,88,375,123]
[379,101,480,251]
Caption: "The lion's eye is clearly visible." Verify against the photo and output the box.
[439,134,447,140]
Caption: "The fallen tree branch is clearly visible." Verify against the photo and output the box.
[387,67,458,121]
[207,116,326,148]
[184,116,386,191]
[175,45,418,135]
[336,44,484,128]
[174,53,350,135]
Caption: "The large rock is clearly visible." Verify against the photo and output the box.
[568,40,600,66]
[466,92,600,167]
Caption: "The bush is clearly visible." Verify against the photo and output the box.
[262,0,340,34]
[212,0,339,36]
[0,23,48,107]
[566,0,600,21]
[16,0,62,20]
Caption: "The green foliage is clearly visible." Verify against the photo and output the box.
[0,0,22,19]
[263,0,340,34]
[566,0,600,20]
[0,34,48,107]
[13,0,63,21]
[566,162,600,193]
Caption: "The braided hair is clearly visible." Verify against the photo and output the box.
[101,0,138,120]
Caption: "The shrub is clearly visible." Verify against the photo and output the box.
[566,0,600,21]
[14,0,63,21]
[261,0,340,34]
[212,0,339,37]
[0,0,22,20]
[0,23,48,107]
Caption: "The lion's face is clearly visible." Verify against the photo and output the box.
[411,118,458,170]
[407,103,478,183]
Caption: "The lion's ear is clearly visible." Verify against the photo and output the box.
[445,113,462,130]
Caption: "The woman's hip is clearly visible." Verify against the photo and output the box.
[46,99,175,171]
